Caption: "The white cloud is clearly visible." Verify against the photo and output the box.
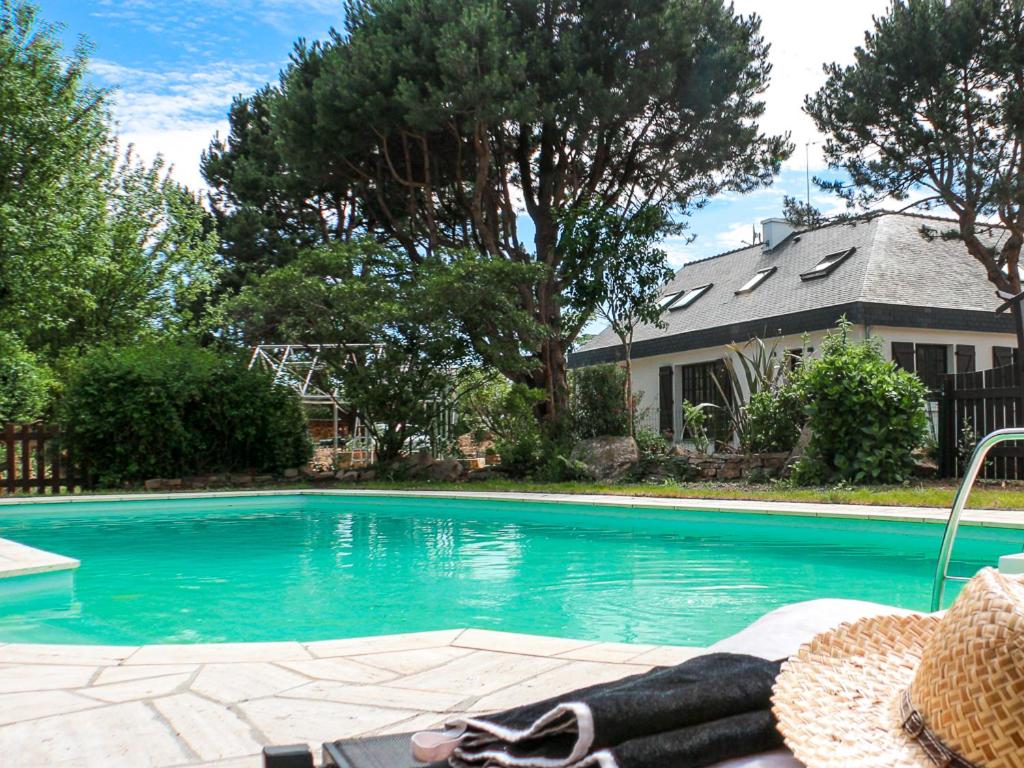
[91,59,275,190]
[732,0,891,172]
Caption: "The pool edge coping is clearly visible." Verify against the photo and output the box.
[0,487,1021,529]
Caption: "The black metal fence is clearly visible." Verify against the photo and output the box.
[937,364,1024,480]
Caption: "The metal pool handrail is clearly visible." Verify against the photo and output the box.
[931,427,1024,611]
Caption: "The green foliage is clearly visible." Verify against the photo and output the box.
[807,0,1024,295]
[206,0,789,421]
[791,320,928,484]
[230,240,526,465]
[680,400,715,454]
[712,337,795,446]
[0,332,51,422]
[0,3,219,360]
[569,365,630,439]
[781,195,827,229]
[744,386,805,453]
[60,343,311,486]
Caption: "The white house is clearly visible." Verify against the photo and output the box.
[570,212,1018,440]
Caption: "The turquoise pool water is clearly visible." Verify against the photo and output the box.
[0,494,1021,646]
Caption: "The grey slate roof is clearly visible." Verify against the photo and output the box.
[572,212,1014,365]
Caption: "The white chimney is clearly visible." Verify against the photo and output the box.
[761,218,795,251]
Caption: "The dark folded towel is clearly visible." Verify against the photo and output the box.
[447,652,783,768]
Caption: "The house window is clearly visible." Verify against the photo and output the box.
[786,347,811,371]
[735,267,776,295]
[915,344,949,393]
[799,247,856,280]
[657,290,684,310]
[679,360,732,444]
[891,342,949,395]
[669,283,713,311]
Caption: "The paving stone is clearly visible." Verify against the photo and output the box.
[127,642,311,665]
[178,758,261,768]
[304,629,464,659]
[0,663,96,693]
[0,644,137,666]
[153,693,262,761]
[555,642,657,663]
[0,700,189,767]
[279,681,473,713]
[277,657,398,684]
[361,711,449,737]
[395,650,567,696]
[82,673,192,703]
[348,646,474,676]
[627,645,704,666]
[190,663,308,704]
[0,689,101,725]
[453,629,593,657]
[94,664,199,686]
[239,696,422,747]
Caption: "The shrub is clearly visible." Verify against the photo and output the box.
[0,332,50,423]
[680,400,715,453]
[60,342,311,486]
[743,385,805,453]
[570,364,629,439]
[792,321,928,484]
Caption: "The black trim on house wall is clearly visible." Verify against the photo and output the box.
[568,302,1016,368]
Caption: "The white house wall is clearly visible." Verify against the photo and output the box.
[626,324,1017,438]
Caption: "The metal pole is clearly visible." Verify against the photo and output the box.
[332,398,339,465]
[931,427,1024,610]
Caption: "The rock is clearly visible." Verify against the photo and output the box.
[283,468,300,479]
[164,478,182,488]
[912,457,939,479]
[299,466,317,478]
[466,468,498,481]
[718,463,742,480]
[229,473,252,485]
[253,475,273,484]
[569,436,639,481]
[426,459,464,482]
[461,457,486,470]
[311,471,335,482]
[360,469,376,481]
[337,470,360,482]
[143,478,163,491]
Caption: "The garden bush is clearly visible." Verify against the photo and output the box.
[743,385,805,453]
[60,342,311,486]
[0,332,50,423]
[569,364,629,439]
[791,321,928,484]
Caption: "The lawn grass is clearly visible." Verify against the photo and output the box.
[8,478,1024,511]
[351,478,1024,510]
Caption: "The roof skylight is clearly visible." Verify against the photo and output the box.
[669,283,713,310]
[800,247,856,280]
[657,290,685,310]
[735,267,777,295]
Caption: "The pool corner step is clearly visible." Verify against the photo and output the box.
[0,537,79,579]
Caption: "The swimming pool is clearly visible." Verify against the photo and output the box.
[0,493,1020,646]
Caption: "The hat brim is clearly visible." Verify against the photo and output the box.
[772,613,943,768]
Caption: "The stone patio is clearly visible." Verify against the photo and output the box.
[0,629,702,767]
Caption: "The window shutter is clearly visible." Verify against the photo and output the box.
[892,342,916,372]
[658,366,673,433]
[955,345,976,374]
[993,346,1016,368]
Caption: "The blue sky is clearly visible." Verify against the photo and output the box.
[41,0,894,266]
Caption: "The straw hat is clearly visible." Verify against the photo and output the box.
[772,567,1024,768]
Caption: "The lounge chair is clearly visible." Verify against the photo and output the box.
[264,734,445,768]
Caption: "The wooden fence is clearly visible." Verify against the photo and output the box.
[0,424,89,495]
[937,364,1024,480]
